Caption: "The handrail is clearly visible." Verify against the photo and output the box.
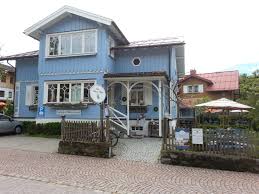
[108,106,127,118]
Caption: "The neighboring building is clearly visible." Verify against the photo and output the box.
[178,69,239,121]
[0,64,15,103]
[0,6,185,137]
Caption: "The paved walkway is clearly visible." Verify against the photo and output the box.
[0,148,258,194]
[0,174,107,194]
[113,138,162,163]
[0,135,59,153]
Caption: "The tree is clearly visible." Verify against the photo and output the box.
[238,70,259,131]
[3,100,14,117]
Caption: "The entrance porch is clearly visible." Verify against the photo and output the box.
[104,72,173,137]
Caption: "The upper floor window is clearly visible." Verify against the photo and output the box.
[130,84,144,106]
[183,84,203,94]
[108,36,115,58]
[46,29,97,57]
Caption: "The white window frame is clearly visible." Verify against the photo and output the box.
[108,36,115,58]
[44,80,96,104]
[184,84,203,94]
[46,29,98,58]
[130,84,145,106]
[132,57,141,66]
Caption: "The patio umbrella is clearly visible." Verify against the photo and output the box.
[195,98,254,110]
[195,98,254,127]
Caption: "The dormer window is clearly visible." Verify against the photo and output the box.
[46,29,97,58]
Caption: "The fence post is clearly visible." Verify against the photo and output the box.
[61,115,66,140]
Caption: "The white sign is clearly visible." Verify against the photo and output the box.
[56,110,81,116]
[90,84,106,103]
[192,128,203,144]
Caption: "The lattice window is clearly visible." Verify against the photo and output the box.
[84,83,94,102]
[59,84,70,102]
[71,83,81,102]
[48,84,57,102]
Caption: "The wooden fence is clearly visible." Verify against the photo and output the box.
[61,118,110,143]
[163,128,259,158]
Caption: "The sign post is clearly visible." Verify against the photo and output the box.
[90,84,106,142]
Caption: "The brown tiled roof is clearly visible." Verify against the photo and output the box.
[180,70,239,91]
[0,50,39,61]
[113,37,184,50]
[0,64,15,72]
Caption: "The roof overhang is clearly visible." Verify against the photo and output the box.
[24,6,129,44]
[179,74,213,85]
[104,72,168,81]
[0,51,39,61]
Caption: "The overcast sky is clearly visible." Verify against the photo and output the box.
[0,0,259,73]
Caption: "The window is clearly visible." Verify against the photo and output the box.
[130,84,144,106]
[187,85,193,93]
[131,126,143,131]
[132,57,141,66]
[10,76,14,84]
[45,81,95,104]
[0,91,4,97]
[8,91,12,99]
[46,29,97,57]
[1,75,6,83]
[0,114,9,120]
[193,85,199,93]
[183,84,203,94]
[108,36,115,58]
[25,85,39,106]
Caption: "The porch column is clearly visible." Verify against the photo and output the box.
[158,80,162,137]
[126,81,130,136]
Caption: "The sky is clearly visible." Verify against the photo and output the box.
[0,0,259,73]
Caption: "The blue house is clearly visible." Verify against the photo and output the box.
[0,6,185,137]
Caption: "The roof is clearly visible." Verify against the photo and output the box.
[104,71,168,79]
[0,50,39,61]
[198,71,239,91]
[180,70,239,91]
[0,64,15,72]
[179,74,213,85]
[24,6,129,44]
[113,37,185,50]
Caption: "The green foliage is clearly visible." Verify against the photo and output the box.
[22,121,61,138]
[3,100,14,117]
[238,70,259,131]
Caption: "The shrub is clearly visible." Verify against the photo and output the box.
[22,121,61,137]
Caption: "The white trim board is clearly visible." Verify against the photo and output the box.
[24,5,128,44]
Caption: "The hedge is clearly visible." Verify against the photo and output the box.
[22,121,61,137]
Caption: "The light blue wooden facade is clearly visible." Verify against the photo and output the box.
[3,6,184,135]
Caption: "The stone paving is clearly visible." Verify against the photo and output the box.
[113,137,162,163]
[0,148,258,194]
[0,135,59,153]
[0,174,107,193]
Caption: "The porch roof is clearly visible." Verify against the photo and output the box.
[104,71,168,81]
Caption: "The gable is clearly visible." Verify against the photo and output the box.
[24,6,128,44]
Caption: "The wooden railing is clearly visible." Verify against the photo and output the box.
[163,128,259,158]
[61,117,110,143]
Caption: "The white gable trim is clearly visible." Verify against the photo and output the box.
[24,5,128,43]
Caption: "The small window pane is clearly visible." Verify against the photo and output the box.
[72,33,83,54]
[48,84,57,102]
[49,36,59,56]
[187,86,192,93]
[194,85,199,93]
[0,91,4,97]
[61,34,70,55]
[8,91,12,98]
[83,83,94,102]
[85,31,96,53]
[33,86,39,105]
[71,83,81,102]
[59,84,70,102]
